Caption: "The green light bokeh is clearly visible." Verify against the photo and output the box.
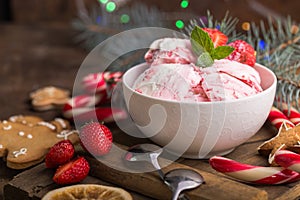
[180,0,189,8]
[175,20,185,29]
[99,0,108,4]
[120,14,130,23]
[106,2,116,12]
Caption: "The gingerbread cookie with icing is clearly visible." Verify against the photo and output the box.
[0,115,79,169]
[30,86,70,111]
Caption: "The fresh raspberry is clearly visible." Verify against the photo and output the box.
[45,140,75,168]
[53,156,90,185]
[79,122,113,156]
[202,28,228,47]
[227,40,256,67]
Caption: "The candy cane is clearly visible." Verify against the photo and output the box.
[62,94,106,119]
[64,106,127,123]
[209,156,300,184]
[274,150,300,173]
[82,72,123,95]
[281,103,300,125]
[268,106,294,129]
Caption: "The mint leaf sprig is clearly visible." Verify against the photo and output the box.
[190,26,234,67]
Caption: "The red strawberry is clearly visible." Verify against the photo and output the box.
[45,140,75,168]
[79,122,113,156]
[202,28,228,47]
[226,40,256,67]
[53,156,90,185]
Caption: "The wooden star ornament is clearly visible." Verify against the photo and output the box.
[257,121,300,166]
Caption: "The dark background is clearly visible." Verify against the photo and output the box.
[1,0,300,25]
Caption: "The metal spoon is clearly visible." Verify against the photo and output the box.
[164,168,204,200]
[124,143,165,180]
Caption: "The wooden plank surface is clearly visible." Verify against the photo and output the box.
[4,163,152,200]
[3,126,300,200]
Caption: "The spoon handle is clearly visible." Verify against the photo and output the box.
[150,154,165,180]
[172,189,182,200]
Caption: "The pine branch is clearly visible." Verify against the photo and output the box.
[246,16,300,111]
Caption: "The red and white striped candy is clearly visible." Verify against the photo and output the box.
[268,106,294,129]
[82,72,123,95]
[77,107,127,123]
[281,103,300,125]
[209,156,300,184]
[274,150,300,173]
[64,106,127,123]
[62,94,106,119]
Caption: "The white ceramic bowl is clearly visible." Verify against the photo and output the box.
[122,62,277,159]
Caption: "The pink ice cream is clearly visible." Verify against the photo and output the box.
[134,38,262,102]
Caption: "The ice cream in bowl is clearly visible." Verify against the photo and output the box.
[122,26,277,159]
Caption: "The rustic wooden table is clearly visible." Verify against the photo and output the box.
[1,22,300,200]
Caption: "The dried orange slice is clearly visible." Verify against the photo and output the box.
[42,184,133,200]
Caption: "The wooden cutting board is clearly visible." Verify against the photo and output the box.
[4,122,300,199]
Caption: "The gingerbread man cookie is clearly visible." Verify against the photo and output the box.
[30,86,70,111]
[0,115,79,169]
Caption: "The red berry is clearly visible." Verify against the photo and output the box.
[45,140,75,168]
[79,122,113,156]
[53,156,90,185]
[202,28,228,47]
[227,40,256,67]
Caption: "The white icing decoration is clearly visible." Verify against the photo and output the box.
[57,130,78,140]
[9,115,23,122]
[22,120,27,124]
[0,144,3,149]
[37,122,56,130]
[27,134,33,139]
[3,120,8,124]
[9,116,17,122]
[55,118,67,128]
[3,125,12,130]
[13,148,27,157]
[18,131,25,136]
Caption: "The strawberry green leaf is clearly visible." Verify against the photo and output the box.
[191,26,214,55]
[211,46,235,60]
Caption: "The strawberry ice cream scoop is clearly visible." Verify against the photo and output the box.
[134,59,262,102]
[202,59,262,101]
[135,37,263,102]
[145,38,197,65]
[133,63,209,102]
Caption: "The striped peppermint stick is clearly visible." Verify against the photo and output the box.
[62,94,127,123]
[274,150,300,173]
[62,94,106,119]
[74,107,126,123]
[209,156,300,184]
[281,103,300,125]
[82,71,123,95]
[64,106,127,123]
[268,106,294,129]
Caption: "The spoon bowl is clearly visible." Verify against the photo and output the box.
[164,168,204,200]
